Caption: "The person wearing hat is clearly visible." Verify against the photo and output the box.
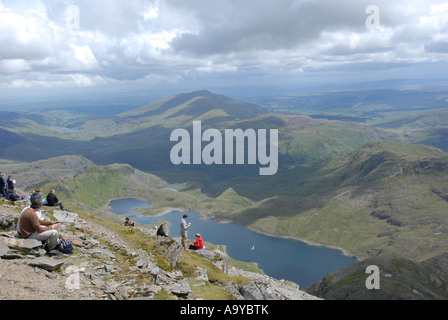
[180,213,191,250]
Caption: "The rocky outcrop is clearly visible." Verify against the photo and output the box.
[0,200,319,300]
[156,236,182,268]
[227,266,319,300]
[305,254,448,300]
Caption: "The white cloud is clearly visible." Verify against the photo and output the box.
[0,59,30,74]
[0,0,447,92]
[70,44,98,69]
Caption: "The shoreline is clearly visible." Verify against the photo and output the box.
[210,215,358,261]
[247,226,357,260]
[106,197,358,261]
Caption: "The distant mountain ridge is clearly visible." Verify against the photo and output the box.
[0,90,391,176]
[80,90,268,137]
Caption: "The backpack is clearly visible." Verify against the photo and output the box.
[57,239,74,254]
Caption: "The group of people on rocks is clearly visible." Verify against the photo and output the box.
[29,189,66,211]
[124,212,205,251]
[0,173,23,201]
[0,173,69,256]
[0,172,65,211]
[4,172,204,257]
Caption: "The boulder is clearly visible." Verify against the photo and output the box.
[165,279,192,297]
[29,257,65,271]
[53,210,79,223]
[194,267,209,281]
[0,237,44,255]
[156,237,182,268]
[0,216,16,230]
[238,278,313,300]
[240,281,265,300]
[85,248,116,260]
[0,242,9,257]
[195,249,228,273]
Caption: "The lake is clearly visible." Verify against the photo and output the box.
[108,197,356,288]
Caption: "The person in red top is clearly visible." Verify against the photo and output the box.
[189,233,204,250]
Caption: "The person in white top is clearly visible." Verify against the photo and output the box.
[180,214,191,250]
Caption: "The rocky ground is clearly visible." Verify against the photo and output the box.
[0,199,319,301]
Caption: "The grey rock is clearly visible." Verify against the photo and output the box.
[157,237,182,268]
[194,267,209,281]
[116,286,130,300]
[0,237,43,255]
[85,248,116,260]
[135,285,161,297]
[135,256,151,269]
[0,242,9,257]
[240,281,266,300]
[29,257,65,271]
[225,281,245,300]
[77,233,87,240]
[195,249,218,260]
[143,261,160,279]
[0,216,16,230]
[104,264,117,273]
[195,249,228,273]
[1,249,23,260]
[165,279,192,297]
[213,260,228,273]
[53,211,79,223]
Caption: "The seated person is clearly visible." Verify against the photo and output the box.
[124,216,135,226]
[189,233,204,250]
[46,189,65,211]
[17,199,61,252]
[6,175,15,193]
[7,187,24,201]
[157,224,169,237]
[29,189,42,203]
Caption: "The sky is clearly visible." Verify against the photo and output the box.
[1,0,448,107]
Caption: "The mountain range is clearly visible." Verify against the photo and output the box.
[1,88,447,299]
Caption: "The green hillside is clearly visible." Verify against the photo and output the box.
[371,108,448,152]
[305,254,448,300]
[4,157,252,221]
[214,141,448,263]
[4,140,448,300]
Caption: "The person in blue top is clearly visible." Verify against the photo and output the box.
[0,173,6,198]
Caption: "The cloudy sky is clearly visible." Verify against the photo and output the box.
[1,0,448,105]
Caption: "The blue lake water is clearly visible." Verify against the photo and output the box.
[108,198,356,288]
